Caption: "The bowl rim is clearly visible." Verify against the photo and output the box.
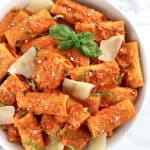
[0,0,149,150]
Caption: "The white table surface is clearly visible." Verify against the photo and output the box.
[0,0,150,149]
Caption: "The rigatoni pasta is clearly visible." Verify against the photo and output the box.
[51,0,105,24]
[15,113,45,149]
[11,10,30,27]
[60,126,90,149]
[70,61,120,90]
[87,99,136,138]
[75,21,125,43]
[65,103,90,130]
[16,92,69,116]
[0,43,16,80]
[7,125,20,143]
[21,36,55,53]
[41,115,62,137]
[79,96,101,115]
[32,51,69,92]
[5,9,56,49]
[117,42,144,88]
[101,87,137,107]
[0,11,17,42]
[0,75,29,105]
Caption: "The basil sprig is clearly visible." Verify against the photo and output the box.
[49,24,102,57]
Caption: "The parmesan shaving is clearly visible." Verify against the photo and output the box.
[62,78,95,100]
[88,133,107,150]
[8,47,37,78]
[26,0,54,12]
[98,35,124,61]
[0,106,15,125]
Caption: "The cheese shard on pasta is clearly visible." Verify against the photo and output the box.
[88,133,106,150]
[98,35,124,61]
[46,137,64,150]
[62,78,95,100]
[8,47,37,78]
[26,0,54,12]
[0,106,15,125]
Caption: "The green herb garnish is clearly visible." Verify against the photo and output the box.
[26,141,45,150]
[16,40,24,47]
[67,145,79,150]
[76,70,92,81]
[64,131,82,141]
[26,80,36,91]
[118,72,125,85]
[21,29,37,39]
[20,110,28,116]
[53,130,81,150]
[49,24,102,57]
[29,81,36,90]
[56,129,82,142]
[0,102,7,107]
[92,92,113,97]
[35,47,39,53]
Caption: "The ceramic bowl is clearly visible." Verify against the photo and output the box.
[0,0,148,149]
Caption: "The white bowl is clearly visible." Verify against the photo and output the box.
[0,0,148,150]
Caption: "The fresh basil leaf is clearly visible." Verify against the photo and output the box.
[49,24,73,41]
[70,32,80,48]
[79,40,101,57]
[58,40,75,50]
[78,32,94,41]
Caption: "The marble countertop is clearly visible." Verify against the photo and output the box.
[0,0,150,149]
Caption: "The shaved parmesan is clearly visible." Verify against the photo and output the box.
[88,133,107,150]
[46,138,64,150]
[8,47,37,78]
[26,0,54,13]
[98,35,124,61]
[62,78,95,100]
[0,106,15,125]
